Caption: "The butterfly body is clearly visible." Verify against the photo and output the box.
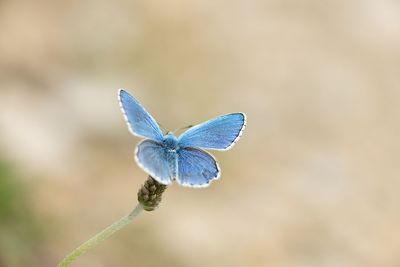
[162,133,180,152]
[119,89,246,188]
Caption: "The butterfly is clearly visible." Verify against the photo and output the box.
[118,89,246,188]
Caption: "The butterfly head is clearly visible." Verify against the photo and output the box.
[162,132,179,152]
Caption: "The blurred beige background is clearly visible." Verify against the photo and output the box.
[1,0,400,266]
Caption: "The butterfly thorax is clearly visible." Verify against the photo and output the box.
[162,133,179,152]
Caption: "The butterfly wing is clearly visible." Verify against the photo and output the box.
[178,113,246,150]
[135,140,176,185]
[119,89,164,142]
[176,147,220,187]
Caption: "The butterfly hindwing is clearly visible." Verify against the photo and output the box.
[119,89,163,142]
[176,147,220,187]
[135,140,176,185]
[177,113,246,151]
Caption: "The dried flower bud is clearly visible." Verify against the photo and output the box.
[137,176,167,211]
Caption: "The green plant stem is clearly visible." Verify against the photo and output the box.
[57,203,144,267]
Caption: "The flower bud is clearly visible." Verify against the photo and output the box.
[137,176,167,211]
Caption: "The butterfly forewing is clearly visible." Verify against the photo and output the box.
[177,113,246,150]
[119,89,164,142]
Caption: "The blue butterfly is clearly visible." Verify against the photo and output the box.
[118,89,246,188]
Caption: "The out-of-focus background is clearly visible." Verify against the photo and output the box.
[1,0,399,266]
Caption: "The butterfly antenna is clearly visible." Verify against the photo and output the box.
[157,121,167,133]
[182,124,194,130]
[172,125,193,134]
